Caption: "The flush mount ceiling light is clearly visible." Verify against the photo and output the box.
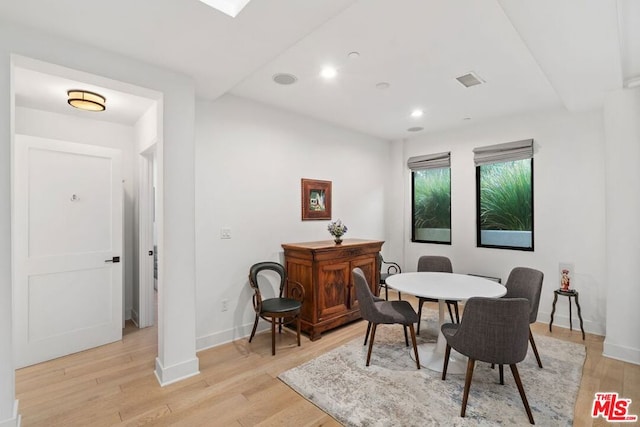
[407,126,424,132]
[67,90,106,112]
[320,66,337,79]
[456,71,485,88]
[198,0,252,17]
[411,109,424,118]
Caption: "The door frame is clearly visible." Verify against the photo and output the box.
[137,144,157,328]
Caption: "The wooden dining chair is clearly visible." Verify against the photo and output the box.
[248,262,305,355]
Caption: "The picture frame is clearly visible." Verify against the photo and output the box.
[301,178,332,220]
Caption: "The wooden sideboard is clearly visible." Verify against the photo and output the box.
[282,239,383,340]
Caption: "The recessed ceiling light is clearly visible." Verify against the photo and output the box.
[272,73,298,85]
[198,0,251,17]
[463,117,472,121]
[407,127,424,132]
[320,66,337,79]
[411,109,424,118]
[376,82,390,90]
[67,90,106,112]
[348,51,360,59]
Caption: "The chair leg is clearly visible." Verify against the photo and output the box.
[366,323,377,366]
[384,284,389,300]
[454,302,460,323]
[510,364,535,424]
[403,325,409,347]
[499,364,504,385]
[529,328,543,368]
[398,291,402,300]
[408,323,420,369]
[248,314,259,343]
[461,358,476,418]
[278,317,283,334]
[447,302,455,324]
[442,344,452,380]
[364,321,372,346]
[416,299,424,335]
[271,318,276,356]
[296,314,301,347]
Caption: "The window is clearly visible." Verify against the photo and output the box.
[474,140,534,250]
[409,152,451,244]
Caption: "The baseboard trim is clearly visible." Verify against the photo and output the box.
[196,322,259,352]
[0,400,20,427]
[537,310,605,336]
[130,308,140,327]
[603,341,640,365]
[154,357,200,387]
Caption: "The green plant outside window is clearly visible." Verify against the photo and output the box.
[412,167,451,244]
[477,158,533,250]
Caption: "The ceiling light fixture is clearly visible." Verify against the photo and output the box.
[67,90,106,112]
[411,109,424,118]
[407,127,424,132]
[198,0,252,17]
[320,66,337,79]
[376,82,390,90]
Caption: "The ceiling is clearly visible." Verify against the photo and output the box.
[3,0,639,139]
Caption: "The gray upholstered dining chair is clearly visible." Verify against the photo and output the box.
[416,255,458,335]
[352,267,420,369]
[441,297,535,424]
[248,261,305,356]
[503,266,544,370]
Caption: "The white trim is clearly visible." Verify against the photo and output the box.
[603,341,640,365]
[154,357,199,387]
[196,322,265,352]
[0,400,20,427]
[137,146,156,328]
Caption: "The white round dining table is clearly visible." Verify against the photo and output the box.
[384,272,506,374]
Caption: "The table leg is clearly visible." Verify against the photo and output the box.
[410,299,466,374]
[549,292,558,332]
[569,297,573,331]
[575,294,585,340]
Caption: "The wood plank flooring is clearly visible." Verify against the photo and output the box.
[15,293,640,426]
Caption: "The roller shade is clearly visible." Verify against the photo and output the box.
[473,139,533,166]
[407,151,450,171]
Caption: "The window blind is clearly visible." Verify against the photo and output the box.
[407,151,450,171]
[473,139,533,166]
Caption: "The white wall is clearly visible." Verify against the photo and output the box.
[1,19,198,400]
[401,108,608,335]
[603,87,640,364]
[14,107,137,320]
[194,94,391,350]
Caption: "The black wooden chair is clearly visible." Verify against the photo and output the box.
[441,297,534,424]
[352,267,420,369]
[248,262,305,355]
[378,253,401,300]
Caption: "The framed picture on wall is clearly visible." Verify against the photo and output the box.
[301,178,332,220]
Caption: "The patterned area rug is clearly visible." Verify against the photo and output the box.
[279,311,586,426]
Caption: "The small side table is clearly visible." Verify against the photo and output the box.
[549,289,585,340]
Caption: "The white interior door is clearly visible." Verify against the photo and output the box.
[13,135,123,368]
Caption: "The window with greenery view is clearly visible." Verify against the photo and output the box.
[412,167,451,244]
[476,158,533,250]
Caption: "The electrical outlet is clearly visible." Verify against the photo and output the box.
[221,299,229,312]
[220,228,231,239]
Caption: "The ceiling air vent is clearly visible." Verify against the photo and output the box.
[456,72,484,88]
[273,73,298,85]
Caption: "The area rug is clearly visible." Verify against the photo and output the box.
[279,311,586,426]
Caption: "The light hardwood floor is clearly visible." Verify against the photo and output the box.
[15,293,640,426]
